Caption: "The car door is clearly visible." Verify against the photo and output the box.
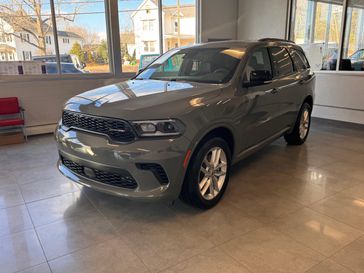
[267,46,297,132]
[288,48,313,122]
[237,47,279,150]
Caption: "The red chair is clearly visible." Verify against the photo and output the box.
[0,97,27,141]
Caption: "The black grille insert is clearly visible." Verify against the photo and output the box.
[136,163,169,185]
[61,156,137,189]
[62,110,136,142]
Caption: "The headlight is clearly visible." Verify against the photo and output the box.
[132,119,184,137]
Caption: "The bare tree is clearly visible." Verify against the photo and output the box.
[0,0,81,55]
[65,25,100,45]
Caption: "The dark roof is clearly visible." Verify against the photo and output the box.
[57,31,83,40]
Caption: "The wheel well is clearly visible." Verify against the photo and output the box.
[304,95,313,108]
[194,127,234,157]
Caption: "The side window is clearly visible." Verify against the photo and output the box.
[243,47,272,82]
[296,50,310,68]
[269,47,294,78]
[289,48,307,71]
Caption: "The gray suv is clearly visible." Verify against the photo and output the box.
[56,39,315,209]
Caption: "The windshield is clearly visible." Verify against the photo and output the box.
[136,47,246,84]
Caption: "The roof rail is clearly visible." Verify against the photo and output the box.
[259,38,295,43]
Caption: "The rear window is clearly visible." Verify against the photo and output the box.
[269,47,294,78]
[289,48,308,71]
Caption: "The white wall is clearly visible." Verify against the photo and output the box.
[0,76,128,135]
[237,0,288,40]
[313,72,364,124]
[200,0,238,42]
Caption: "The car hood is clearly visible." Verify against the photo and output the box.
[64,79,222,120]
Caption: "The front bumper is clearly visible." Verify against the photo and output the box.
[56,126,191,201]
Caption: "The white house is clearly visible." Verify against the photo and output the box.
[0,18,84,62]
[131,0,195,59]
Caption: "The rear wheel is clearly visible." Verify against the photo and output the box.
[181,137,231,209]
[284,102,312,145]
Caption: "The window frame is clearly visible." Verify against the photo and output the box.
[0,0,200,80]
[288,0,364,73]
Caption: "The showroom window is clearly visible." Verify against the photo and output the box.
[291,0,344,71]
[118,0,161,73]
[0,0,110,75]
[118,0,197,73]
[291,0,364,72]
[0,0,198,76]
[162,0,196,52]
[342,0,364,71]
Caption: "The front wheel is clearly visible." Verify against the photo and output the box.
[180,137,231,209]
[284,102,312,145]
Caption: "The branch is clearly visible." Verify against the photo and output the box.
[6,31,44,50]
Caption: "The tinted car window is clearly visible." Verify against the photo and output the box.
[269,47,294,78]
[243,47,272,82]
[289,48,307,71]
[136,47,245,84]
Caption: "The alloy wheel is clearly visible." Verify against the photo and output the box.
[198,147,227,200]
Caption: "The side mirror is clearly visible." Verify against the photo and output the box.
[243,70,272,87]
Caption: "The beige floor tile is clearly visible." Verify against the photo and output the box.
[310,193,364,232]
[0,230,46,273]
[322,161,364,182]
[220,227,324,273]
[0,205,33,237]
[0,184,24,209]
[0,170,17,187]
[341,184,364,200]
[120,217,214,272]
[49,238,149,273]
[14,165,66,185]
[36,211,117,260]
[20,178,79,203]
[27,191,95,227]
[16,263,52,273]
[161,247,251,273]
[226,187,303,223]
[305,259,354,273]
[282,166,360,193]
[172,200,263,245]
[272,208,363,256]
[331,236,364,273]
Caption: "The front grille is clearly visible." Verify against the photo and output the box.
[61,156,137,189]
[136,163,169,185]
[62,110,136,142]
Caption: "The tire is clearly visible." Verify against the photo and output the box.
[180,137,231,209]
[284,102,312,145]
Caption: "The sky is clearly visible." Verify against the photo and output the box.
[55,0,195,39]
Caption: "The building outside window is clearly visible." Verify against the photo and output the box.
[142,19,155,31]
[22,50,32,61]
[143,40,156,52]
[45,36,52,45]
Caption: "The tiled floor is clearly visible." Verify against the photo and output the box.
[1,119,364,273]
